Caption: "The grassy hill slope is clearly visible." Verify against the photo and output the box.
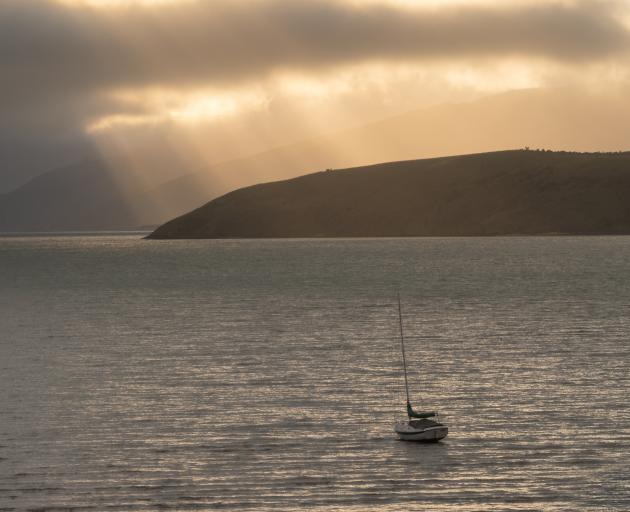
[149,150,630,239]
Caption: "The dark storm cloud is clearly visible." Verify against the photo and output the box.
[2,0,629,107]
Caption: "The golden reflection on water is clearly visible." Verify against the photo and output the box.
[0,236,629,510]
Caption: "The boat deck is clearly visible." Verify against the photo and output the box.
[408,418,443,429]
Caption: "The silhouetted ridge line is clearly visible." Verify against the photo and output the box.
[147,150,630,239]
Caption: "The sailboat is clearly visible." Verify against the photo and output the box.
[394,295,448,442]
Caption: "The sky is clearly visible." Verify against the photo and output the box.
[3,0,630,192]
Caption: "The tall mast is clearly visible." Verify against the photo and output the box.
[397,293,411,407]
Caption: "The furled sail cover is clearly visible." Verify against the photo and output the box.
[407,402,436,419]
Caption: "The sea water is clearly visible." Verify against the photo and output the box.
[0,235,629,511]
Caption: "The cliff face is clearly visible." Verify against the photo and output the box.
[148,150,630,239]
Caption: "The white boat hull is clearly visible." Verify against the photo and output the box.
[395,421,448,442]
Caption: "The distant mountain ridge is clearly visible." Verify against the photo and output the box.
[0,159,140,232]
[148,150,630,239]
[4,88,630,232]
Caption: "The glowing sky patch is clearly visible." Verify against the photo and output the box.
[56,0,190,7]
[353,0,578,7]
[88,88,269,132]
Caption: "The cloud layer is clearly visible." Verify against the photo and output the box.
[2,0,630,191]
[3,0,628,103]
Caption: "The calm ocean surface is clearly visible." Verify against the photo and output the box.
[0,235,629,511]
